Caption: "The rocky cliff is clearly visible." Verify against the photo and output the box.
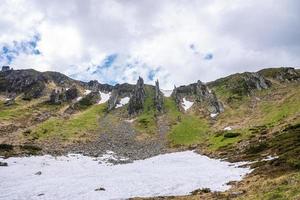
[128,77,146,115]
[173,80,224,114]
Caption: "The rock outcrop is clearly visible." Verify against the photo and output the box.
[173,80,224,114]
[0,69,81,100]
[258,67,300,82]
[87,80,113,92]
[154,80,163,112]
[65,86,79,101]
[107,83,135,111]
[128,77,146,115]
[208,72,271,97]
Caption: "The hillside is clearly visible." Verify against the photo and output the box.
[0,66,300,199]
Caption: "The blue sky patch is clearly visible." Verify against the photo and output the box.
[0,34,41,64]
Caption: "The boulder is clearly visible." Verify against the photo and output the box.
[128,77,146,115]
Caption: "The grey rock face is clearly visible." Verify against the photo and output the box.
[128,77,146,115]
[49,87,77,104]
[174,80,224,113]
[87,80,113,92]
[107,83,135,111]
[154,80,163,112]
[243,72,270,91]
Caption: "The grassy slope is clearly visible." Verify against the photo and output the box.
[134,86,158,135]
[27,103,106,141]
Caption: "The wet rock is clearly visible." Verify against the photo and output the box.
[128,77,146,115]
[0,161,8,166]
[95,187,105,191]
[154,80,163,112]
[35,171,42,175]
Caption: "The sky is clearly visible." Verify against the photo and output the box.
[0,0,299,89]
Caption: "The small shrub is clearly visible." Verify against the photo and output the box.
[224,132,241,138]
[0,144,13,151]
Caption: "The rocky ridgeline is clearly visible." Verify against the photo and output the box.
[154,80,163,112]
[173,80,224,114]
[128,77,146,115]
[242,72,271,91]
[87,80,113,93]
[258,67,300,82]
[0,66,82,100]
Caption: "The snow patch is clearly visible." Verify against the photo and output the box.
[210,113,219,118]
[98,92,111,104]
[182,98,194,111]
[76,96,83,101]
[115,97,130,108]
[224,126,232,131]
[84,89,91,95]
[125,118,136,123]
[161,89,173,97]
[0,151,250,200]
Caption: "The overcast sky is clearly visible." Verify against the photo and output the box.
[0,0,299,88]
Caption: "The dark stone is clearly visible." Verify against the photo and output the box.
[0,162,8,166]
[95,187,105,191]
[65,86,78,101]
[128,77,146,115]
[35,171,42,175]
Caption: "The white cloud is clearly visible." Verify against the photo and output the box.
[0,0,299,89]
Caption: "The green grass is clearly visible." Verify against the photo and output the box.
[168,115,209,146]
[0,99,61,121]
[164,97,181,122]
[135,86,158,134]
[29,103,106,140]
[208,129,250,151]
[238,172,300,200]
[260,91,300,125]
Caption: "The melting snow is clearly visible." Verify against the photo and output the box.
[182,98,194,111]
[0,151,250,200]
[115,97,130,108]
[98,92,111,104]
[161,89,173,97]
